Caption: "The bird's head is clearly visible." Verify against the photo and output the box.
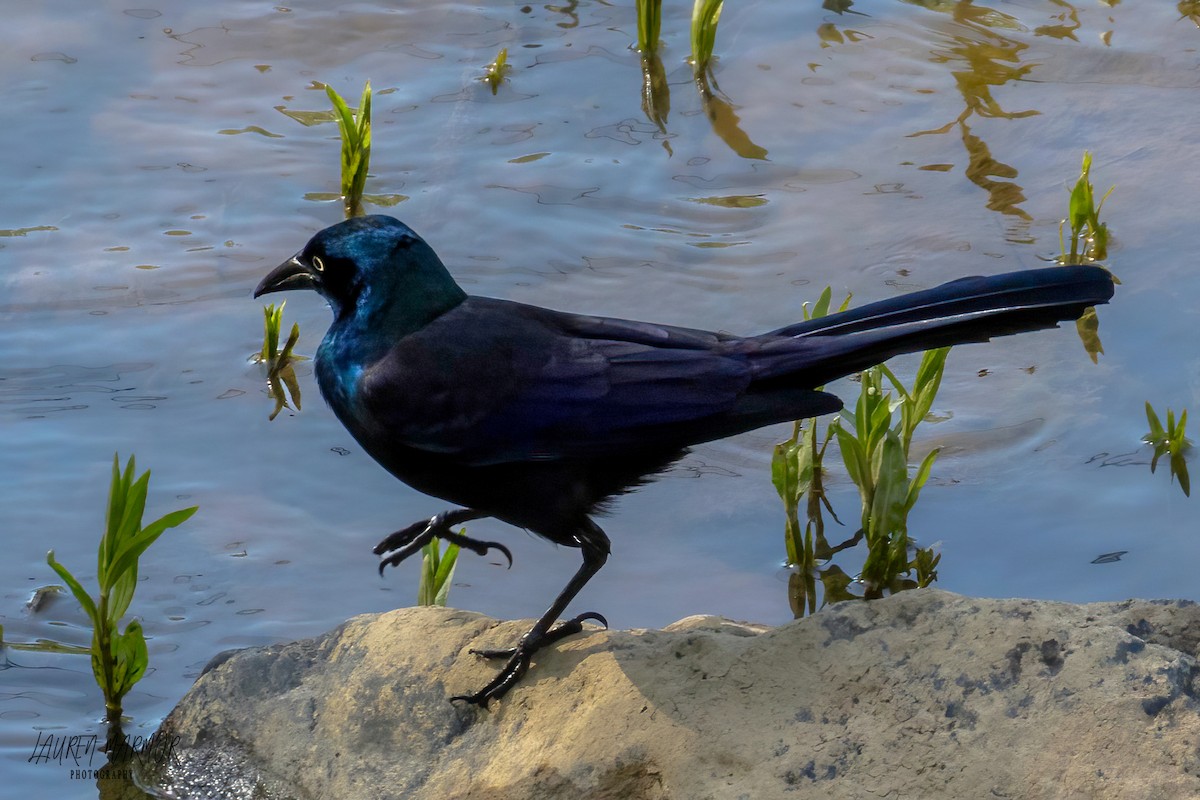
[254,215,466,329]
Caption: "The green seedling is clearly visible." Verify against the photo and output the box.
[1059,151,1112,266]
[417,535,461,607]
[1144,402,1192,498]
[636,0,663,54]
[774,335,948,613]
[255,302,303,421]
[773,418,843,617]
[772,290,851,554]
[481,48,511,95]
[773,287,860,616]
[46,454,197,721]
[835,352,946,599]
[1058,151,1114,363]
[690,0,724,77]
[326,81,372,219]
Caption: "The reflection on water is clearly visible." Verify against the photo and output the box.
[0,364,157,417]
[904,0,1040,231]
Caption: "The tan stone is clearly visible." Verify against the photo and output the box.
[150,589,1200,800]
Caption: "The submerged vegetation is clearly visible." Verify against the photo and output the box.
[1144,403,1192,498]
[254,301,303,421]
[773,330,947,617]
[636,0,663,54]
[481,48,511,95]
[1059,151,1112,267]
[46,455,197,721]
[776,153,1126,616]
[689,0,724,77]
[325,81,372,219]
[1058,151,1112,363]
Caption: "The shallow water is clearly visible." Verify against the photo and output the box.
[3,1,1199,796]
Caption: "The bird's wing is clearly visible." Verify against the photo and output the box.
[355,298,837,465]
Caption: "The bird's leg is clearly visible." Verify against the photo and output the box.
[451,520,611,707]
[373,509,511,573]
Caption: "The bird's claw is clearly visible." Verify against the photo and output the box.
[374,512,513,573]
[449,647,532,707]
[451,611,608,707]
[375,524,437,575]
[439,529,513,569]
[372,518,431,557]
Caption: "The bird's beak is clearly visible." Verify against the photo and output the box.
[254,255,317,298]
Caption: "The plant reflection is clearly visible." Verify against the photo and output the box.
[1181,1,1200,27]
[640,53,671,139]
[905,0,1039,223]
[695,72,769,161]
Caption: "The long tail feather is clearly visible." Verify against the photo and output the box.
[755,265,1114,389]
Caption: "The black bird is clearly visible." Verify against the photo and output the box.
[254,214,1114,706]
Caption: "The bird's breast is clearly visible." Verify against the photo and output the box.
[314,329,370,420]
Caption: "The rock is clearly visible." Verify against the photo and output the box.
[146,590,1200,799]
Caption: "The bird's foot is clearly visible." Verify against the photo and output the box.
[373,511,512,574]
[438,528,513,567]
[451,612,608,707]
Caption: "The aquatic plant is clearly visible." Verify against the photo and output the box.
[255,301,303,421]
[1058,151,1114,363]
[690,0,724,76]
[1144,402,1192,498]
[836,351,946,599]
[46,455,197,721]
[772,287,849,615]
[325,81,372,219]
[417,536,461,606]
[773,289,944,615]
[1060,151,1112,266]
[636,0,662,54]
[481,48,511,95]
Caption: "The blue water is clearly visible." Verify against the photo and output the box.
[3,1,1199,796]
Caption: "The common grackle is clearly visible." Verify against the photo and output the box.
[255,214,1114,706]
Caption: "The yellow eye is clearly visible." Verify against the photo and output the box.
[312,255,326,272]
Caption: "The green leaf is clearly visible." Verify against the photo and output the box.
[1173,454,1191,497]
[433,540,459,587]
[105,471,150,590]
[108,564,137,625]
[432,541,460,606]
[870,430,909,537]
[1144,401,1164,441]
[809,286,833,321]
[325,85,355,136]
[835,423,867,496]
[46,551,99,625]
[115,619,148,694]
[905,448,941,512]
[690,0,724,72]
[771,442,796,503]
[105,506,198,595]
[100,454,128,582]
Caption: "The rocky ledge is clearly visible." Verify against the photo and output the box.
[146,589,1200,799]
